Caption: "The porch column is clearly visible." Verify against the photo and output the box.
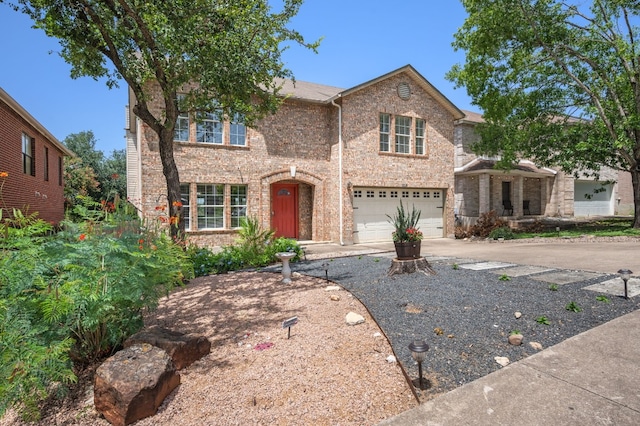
[478,173,491,214]
[515,175,524,216]
[540,177,549,215]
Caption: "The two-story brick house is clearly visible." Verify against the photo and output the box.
[454,110,634,226]
[0,87,74,225]
[126,65,464,247]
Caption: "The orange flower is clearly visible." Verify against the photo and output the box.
[158,216,168,223]
[139,245,143,250]
[111,173,119,179]
[169,216,179,225]
[79,234,86,241]
[138,239,144,244]
[172,201,183,207]
[155,205,166,211]
[0,171,8,178]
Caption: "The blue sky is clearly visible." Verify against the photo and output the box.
[0,1,474,155]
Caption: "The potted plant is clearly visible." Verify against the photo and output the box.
[387,201,423,259]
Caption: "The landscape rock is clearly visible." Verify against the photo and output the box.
[125,326,211,370]
[508,333,523,345]
[94,344,180,426]
[514,311,522,319]
[330,294,340,301]
[494,356,510,367]
[386,355,397,363]
[529,341,544,351]
[325,285,341,291]
[345,312,365,325]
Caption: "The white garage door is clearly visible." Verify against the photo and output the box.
[574,181,613,216]
[352,187,444,243]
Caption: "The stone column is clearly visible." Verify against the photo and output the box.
[479,173,491,214]
[515,175,524,217]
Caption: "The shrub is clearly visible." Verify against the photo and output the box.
[456,211,509,239]
[489,226,515,240]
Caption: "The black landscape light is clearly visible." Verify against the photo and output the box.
[618,269,633,300]
[322,261,329,282]
[408,339,429,389]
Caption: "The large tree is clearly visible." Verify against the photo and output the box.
[11,0,317,239]
[448,0,640,227]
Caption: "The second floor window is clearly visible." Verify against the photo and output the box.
[174,95,190,141]
[22,133,34,176]
[196,112,223,144]
[379,114,427,156]
[44,147,49,181]
[230,113,246,146]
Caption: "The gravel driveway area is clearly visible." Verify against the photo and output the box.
[293,254,640,401]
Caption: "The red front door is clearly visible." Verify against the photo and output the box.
[272,183,298,239]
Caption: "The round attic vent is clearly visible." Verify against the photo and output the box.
[397,82,411,100]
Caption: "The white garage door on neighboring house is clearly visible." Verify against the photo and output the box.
[352,187,444,243]
[574,180,613,216]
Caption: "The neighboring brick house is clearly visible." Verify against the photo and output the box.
[0,87,74,225]
[126,65,464,247]
[454,110,634,226]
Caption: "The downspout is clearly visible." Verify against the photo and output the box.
[331,96,345,245]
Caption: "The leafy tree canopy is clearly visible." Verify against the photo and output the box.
[9,0,318,239]
[448,0,640,226]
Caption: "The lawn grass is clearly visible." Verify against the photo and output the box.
[515,217,640,239]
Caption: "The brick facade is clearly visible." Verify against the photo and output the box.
[127,66,462,248]
[0,87,72,225]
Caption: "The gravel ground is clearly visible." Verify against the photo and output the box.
[292,254,640,401]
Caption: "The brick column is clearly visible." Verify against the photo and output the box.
[479,173,491,214]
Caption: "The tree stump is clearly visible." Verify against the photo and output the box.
[387,257,436,276]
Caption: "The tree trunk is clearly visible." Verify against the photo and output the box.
[158,127,185,242]
[632,167,640,228]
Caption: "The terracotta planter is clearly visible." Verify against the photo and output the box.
[394,241,422,260]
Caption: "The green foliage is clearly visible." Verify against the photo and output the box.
[565,301,582,313]
[549,284,559,291]
[596,295,611,303]
[535,316,550,325]
[0,200,192,420]
[510,330,521,336]
[387,201,422,242]
[499,274,511,281]
[452,263,459,270]
[448,1,640,227]
[489,226,515,240]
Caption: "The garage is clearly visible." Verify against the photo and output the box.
[352,187,444,243]
[574,180,613,216]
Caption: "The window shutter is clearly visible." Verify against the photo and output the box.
[30,137,36,176]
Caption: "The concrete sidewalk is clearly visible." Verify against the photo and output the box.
[303,238,640,426]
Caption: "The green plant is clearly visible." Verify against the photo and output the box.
[499,274,511,281]
[456,210,508,239]
[452,263,459,270]
[510,329,521,335]
[489,226,515,240]
[535,316,550,325]
[565,301,582,312]
[387,201,422,242]
[596,295,611,303]
[549,284,559,291]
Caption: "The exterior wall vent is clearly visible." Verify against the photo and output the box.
[397,82,411,100]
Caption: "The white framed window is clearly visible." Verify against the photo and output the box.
[395,116,411,154]
[379,113,390,152]
[402,191,409,198]
[22,133,34,176]
[174,95,189,142]
[391,191,398,198]
[197,184,224,229]
[354,190,362,198]
[415,118,425,155]
[230,185,247,228]
[196,112,223,144]
[230,113,246,146]
[180,184,191,230]
[379,191,387,198]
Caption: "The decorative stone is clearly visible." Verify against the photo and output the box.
[529,341,543,351]
[345,312,365,326]
[94,344,180,426]
[388,257,435,276]
[514,311,522,319]
[373,332,382,338]
[330,294,340,301]
[494,356,510,367]
[508,333,523,345]
[386,355,397,363]
[325,285,341,291]
[125,327,211,370]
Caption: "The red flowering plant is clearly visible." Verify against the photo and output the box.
[387,201,422,243]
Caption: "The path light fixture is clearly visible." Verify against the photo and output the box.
[618,268,633,300]
[322,261,330,282]
[408,339,429,390]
